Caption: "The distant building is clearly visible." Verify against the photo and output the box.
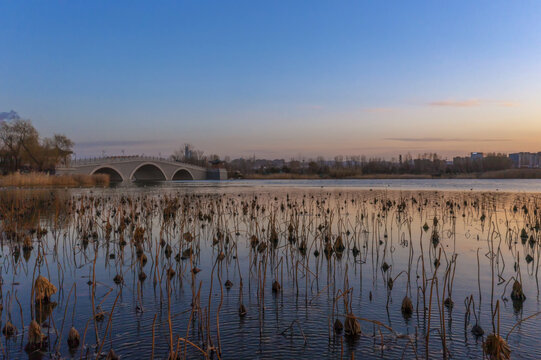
[509,153,520,167]
[509,152,541,168]
[470,152,483,161]
[184,145,192,160]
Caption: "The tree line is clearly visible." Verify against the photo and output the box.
[0,116,73,174]
[167,146,514,177]
[223,152,513,177]
[170,143,222,168]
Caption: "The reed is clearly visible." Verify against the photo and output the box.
[0,186,539,358]
[0,172,110,187]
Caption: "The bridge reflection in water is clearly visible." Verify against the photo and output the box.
[57,156,227,182]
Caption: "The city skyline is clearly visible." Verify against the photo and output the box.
[2,1,541,158]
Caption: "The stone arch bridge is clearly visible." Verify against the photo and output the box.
[56,156,227,182]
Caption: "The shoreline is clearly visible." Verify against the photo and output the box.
[242,169,541,180]
[0,169,539,190]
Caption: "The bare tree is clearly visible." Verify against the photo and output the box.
[0,119,39,171]
[170,143,209,167]
[0,118,74,173]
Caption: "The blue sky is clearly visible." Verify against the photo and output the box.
[1,1,541,159]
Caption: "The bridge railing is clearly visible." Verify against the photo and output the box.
[70,155,172,166]
[68,156,209,170]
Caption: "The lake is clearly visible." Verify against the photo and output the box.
[1,179,540,359]
[139,178,541,193]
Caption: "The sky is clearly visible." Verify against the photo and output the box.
[1,1,541,160]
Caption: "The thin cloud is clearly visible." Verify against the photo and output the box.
[489,100,519,107]
[428,99,481,107]
[385,137,511,142]
[363,107,395,113]
[427,99,519,107]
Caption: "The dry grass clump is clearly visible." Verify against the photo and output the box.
[26,320,46,350]
[69,173,110,186]
[2,321,16,337]
[483,334,510,359]
[0,172,109,187]
[67,327,80,349]
[479,169,541,179]
[344,314,361,336]
[401,296,413,318]
[333,235,345,253]
[510,280,526,301]
[34,275,57,303]
[133,226,145,242]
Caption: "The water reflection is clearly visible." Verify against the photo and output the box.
[0,185,540,358]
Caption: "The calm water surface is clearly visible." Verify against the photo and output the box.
[1,179,541,359]
[165,178,541,193]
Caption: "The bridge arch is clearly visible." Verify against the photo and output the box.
[91,166,125,182]
[172,168,194,181]
[130,162,167,181]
